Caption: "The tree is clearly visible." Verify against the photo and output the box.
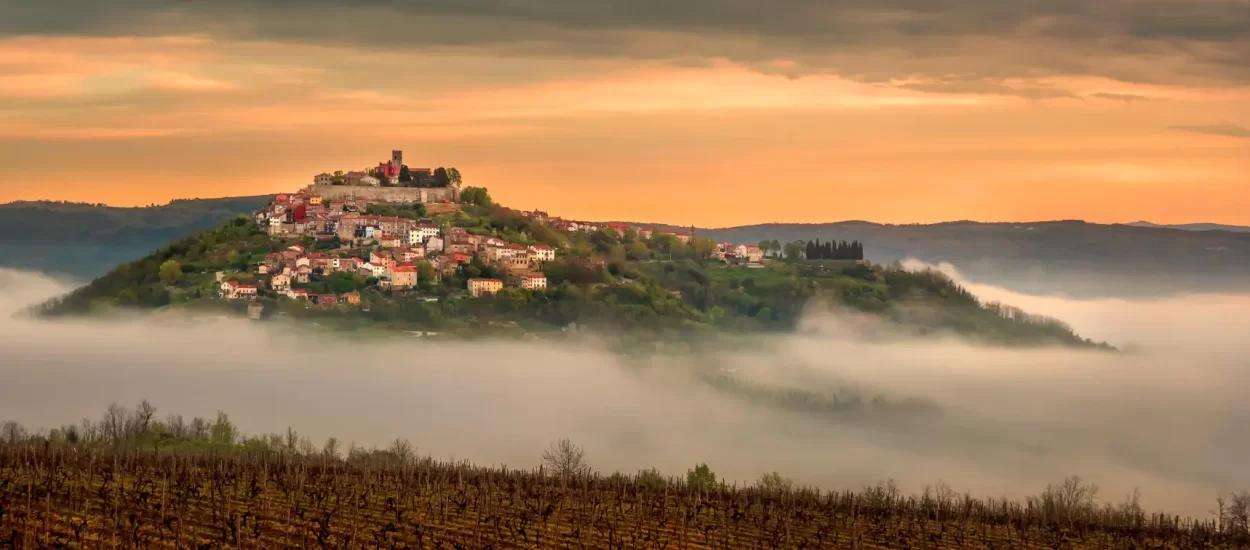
[417,261,437,290]
[399,165,412,183]
[461,186,492,207]
[322,436,341,458]
[447,167,462,186]
[783,241,804,261]
[628,240,650,261]
[433,167,451,187]
[542,438,589,479]
[756,472,794,493]
[389,438,416,464]
[770,239,781,257]
[686,462,717,490]
[758,240,771,258]
[159,259,182,285]
[209,411,237,445]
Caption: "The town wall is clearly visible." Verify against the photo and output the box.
[307,184,457,204]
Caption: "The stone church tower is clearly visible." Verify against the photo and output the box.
[391,150,403,168]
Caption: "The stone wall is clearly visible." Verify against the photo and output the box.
[308,184,457,203]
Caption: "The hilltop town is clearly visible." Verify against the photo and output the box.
[230,149,775,310]
[39,149,1100,349]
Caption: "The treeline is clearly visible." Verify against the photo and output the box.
[5,402,1250,547]
[805,239,864,260]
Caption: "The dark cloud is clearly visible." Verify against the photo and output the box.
[1171,122,1250,138]
[3,0,1250,86]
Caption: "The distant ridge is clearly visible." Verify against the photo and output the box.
[1125,221,1250,233]
[0,195,275,278]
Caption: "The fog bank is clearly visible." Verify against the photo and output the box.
[2,267,1249,518]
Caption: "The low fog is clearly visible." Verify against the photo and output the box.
[2,266,1249,518]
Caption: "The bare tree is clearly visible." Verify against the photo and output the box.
[389,438,415,464]
[165,414,187,438]
[298,436,317,456]
[284,427,300,454]
[1,420,25,444]
[134,399,157,435]
[1218,492,1250,534]
[542,438,589,479]
[756,472,794,494]
[187,417,207,440]
[102,403,128,443]
[322,437,341,459]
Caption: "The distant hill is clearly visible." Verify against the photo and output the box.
[37,203,1106,349]
[623,220,1250,298]
[1125,221,1250,233]
[0,196,273,279]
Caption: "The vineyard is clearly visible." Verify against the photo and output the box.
[2,444,1248,549]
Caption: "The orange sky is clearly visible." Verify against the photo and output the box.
[2,3,1248,227]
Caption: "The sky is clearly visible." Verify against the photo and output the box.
[1,0,1248,226]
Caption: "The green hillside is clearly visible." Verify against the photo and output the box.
[0,196,274,278]
[37,201,1106,349]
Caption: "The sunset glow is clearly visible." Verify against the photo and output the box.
[2,1,1247,225]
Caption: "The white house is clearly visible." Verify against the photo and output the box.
[734,244,764,262]
[408,224,440,245]
[360,175,381,186]
[528,244,555,262]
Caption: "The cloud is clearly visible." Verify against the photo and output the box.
[893,77,1082,99]
[1171,122,1250,138]
[3,266,1250,519]
[1089,91,1151,102]
[3,1,1249,87]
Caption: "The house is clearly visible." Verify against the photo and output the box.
[316,294,338,307]
[287,288,309,300]
[733,244,764,262]
[408,224,440,245]
[342,292,361,306]
[605,222,630,237]
[390,264,418,289]
[499,255,529,275]
[399,248,425,263]
[257,264,269,275]
[309,195,324,206]
[425,236,445,254]
[370,250,395,268]
[359,175,381,186]
[314,173,333,185]
[638,227,654,240]
[270,274,291,291]
[376,159,401,181]
[368,263,387,278]
[288,245,306,254]
[507,273,548,291]
[295,257,311,269]
[221,281,258,300]
[664,231,693,244]
[378,234,405,248]
[528,244,555,263]
[468,278,503,297]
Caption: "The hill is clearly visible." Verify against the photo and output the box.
[634,220,1250,298]
[0,196,274,279]
[35,196,1105,349]
[1126,221,1250,233]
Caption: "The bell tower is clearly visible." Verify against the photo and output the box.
[391,150,403,168]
